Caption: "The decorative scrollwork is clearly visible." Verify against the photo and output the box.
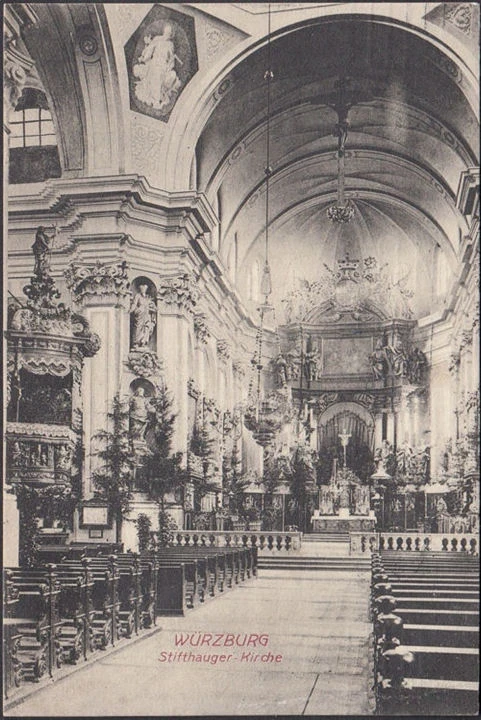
[65,261,130,304]
[157,273,199,313]
[193,313,210,343]
[127,350,164,379]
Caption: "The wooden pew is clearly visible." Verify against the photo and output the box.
[372,551,480,715]
[3,566,65,683]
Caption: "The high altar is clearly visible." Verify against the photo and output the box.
[311,461,376,533]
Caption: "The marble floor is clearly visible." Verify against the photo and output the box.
[5,567,374,717]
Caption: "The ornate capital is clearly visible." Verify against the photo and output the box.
[193,312,210,344]
[64,261,130,306]
[127,350,163,380]
[216,339,231,362]
[157,273,199,314]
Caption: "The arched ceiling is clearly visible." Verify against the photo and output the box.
[196,19,478,319]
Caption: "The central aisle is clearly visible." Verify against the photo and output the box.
[7,567,373,717]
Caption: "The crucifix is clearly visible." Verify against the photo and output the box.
[338,427,351,468]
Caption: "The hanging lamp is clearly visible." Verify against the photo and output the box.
[244,4,292,447]
[327,77,355,224]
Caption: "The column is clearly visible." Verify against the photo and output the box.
[157,273,199,456]
[65,260,130,497]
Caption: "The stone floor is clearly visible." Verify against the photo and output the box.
[5,567,374,717]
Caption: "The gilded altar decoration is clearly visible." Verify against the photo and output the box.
[125,5,198,123]
[282,255,413,324]
[157,273,199,313]
[64,260,130,305]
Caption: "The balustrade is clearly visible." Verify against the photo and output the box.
[170,530,302,552]
[350,532,478,555]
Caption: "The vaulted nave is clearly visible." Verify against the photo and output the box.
[3,2,479,716]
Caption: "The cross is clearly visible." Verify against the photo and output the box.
[338,427,351,468]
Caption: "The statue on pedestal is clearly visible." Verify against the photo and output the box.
[130,284,156,349]
[32,226,57,277]
[369,340,387,380]
[129,387,151,440]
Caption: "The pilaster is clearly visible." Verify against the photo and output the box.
[65,260,130,495]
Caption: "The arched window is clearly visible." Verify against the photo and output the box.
[9,88,61,183]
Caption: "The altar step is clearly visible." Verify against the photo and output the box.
[258,556,370,571]
[304,533,350,542]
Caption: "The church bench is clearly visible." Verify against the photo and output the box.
[376,677,479,716]
[155,551,221,597]
[403,623,478,648]
[156,558,204,608]
[402,645,479,682]
[116,554,158,629]
[56,559,121,648]
[393,595,479,611]
[3,567,65,683]
[372,552,480,715]
[396,607,479,626]
[155,563,188,616]
[389,586,478,600]
[7,565,96,664]
[85,557,143,638]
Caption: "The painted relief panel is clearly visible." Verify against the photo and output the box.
[125,5,198,123]
[322,337,372,376]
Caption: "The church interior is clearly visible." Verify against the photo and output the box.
[3,2,479,716]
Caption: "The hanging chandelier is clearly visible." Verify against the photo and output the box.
[326,78,355,224]
[243,5,293,448]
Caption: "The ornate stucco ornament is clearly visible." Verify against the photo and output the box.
[193,313,210,343]
[65,260,130,304]
[216,339,231,362]
[157,273,199,313]
[127,350,164,380]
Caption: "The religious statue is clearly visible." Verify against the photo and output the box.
[129,387,151,440]
[130,284,157,349]
[285,348,300,380]
[132,23,182,113]
[386,341,408,377]
[274,353,288,387]
[407,347,427,384]
[32,226,57,277]
[435,496,447,515]
[369,340,386,380]
[303,335,320,382]
[55,445,71,470]
[337,481,351,510]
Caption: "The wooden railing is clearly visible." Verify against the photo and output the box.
[169,530,302,552]
[350,532,478,555]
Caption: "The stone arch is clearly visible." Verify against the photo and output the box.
[162,11,478,192]
[21,3,123,177]
[317,401,375,482]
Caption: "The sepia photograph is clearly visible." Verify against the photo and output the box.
[3,1,479,716]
